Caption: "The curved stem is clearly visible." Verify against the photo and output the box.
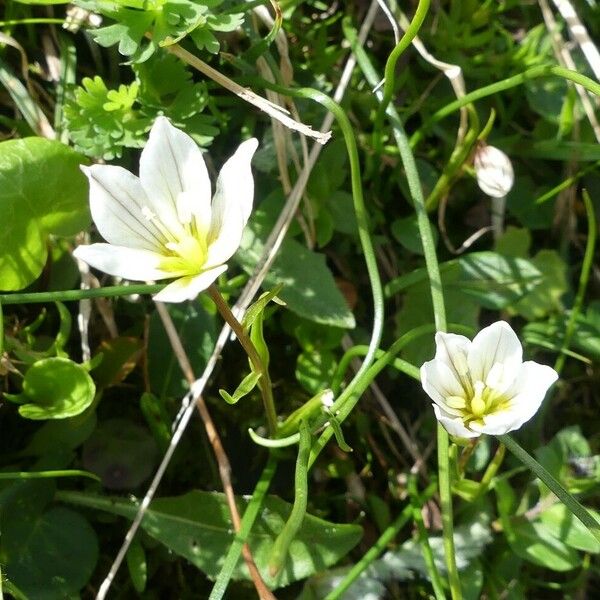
[208,285,277,436]
[268,420,311,577]
[411,65,600,148]
[372,0,432,157]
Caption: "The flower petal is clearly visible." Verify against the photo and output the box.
[152,265,227,303]
[432,331,471,385]
[74,244,170,281]
[421,358,466,413]
[468,321,522,387]
[206,138,258,267]
[139,116,212,236]
[82,165,165,251]
[473,361,558,435]
[433,404,480,439]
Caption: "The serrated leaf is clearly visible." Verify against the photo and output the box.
[59,490,363,589]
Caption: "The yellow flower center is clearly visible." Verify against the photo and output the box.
[447,378,510,427]
[142,203,210,276]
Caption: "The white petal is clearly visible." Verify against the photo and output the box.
[152,265,227,302]
[83,165,165,251]
[421,359,465,412]
[433,331,471,384]
[468,321,522,387]
[433,404,480,439]
[139,116,212,236]
[73,244,170,281]
[206,138,258,267]
[474,361,558,435]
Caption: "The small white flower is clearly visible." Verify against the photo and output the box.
[473,143,514,198]
[74,117,258,302]
[420,321,558,438]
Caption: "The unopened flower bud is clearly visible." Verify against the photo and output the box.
[473,144,514,198]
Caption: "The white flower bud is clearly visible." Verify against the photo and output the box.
[473,144,514,198]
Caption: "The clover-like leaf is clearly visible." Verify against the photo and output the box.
[8,357,96,420]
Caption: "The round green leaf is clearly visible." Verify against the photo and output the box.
[18,357,96,420]
[82,418,158,489]
[3,505,99,599]
[0,137,89,291]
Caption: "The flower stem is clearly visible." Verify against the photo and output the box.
[498,434,600,543]
[208,285,277,436]
[0,283,165,304]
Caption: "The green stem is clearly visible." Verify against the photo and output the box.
[0,283,165,305]
[0,469,100,481]
[209,456,277,600]
[207,285,277,437]
[268,421,311,577]
[345,17,460,596]
[411,65,600,148]
[498,434,600,541]
[324,482,438,600]
[554,190,596,374]
[372,0,431,157]
[331,345,420,394]
[408,476,446,600]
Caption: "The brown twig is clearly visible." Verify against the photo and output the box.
[154,302,275,600]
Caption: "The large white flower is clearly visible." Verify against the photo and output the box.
[421,321,558,438]
[73,117,258,302]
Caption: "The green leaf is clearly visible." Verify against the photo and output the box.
[59,489,363,589]
[539,504,600,554]
[21,411,97,457]
[147,301,217,397]
[1,481,98,600]
[0,138,90,290]
[238,223,355,329]
[496,479,580,572]
[219,371,262,405]
[296,350,337,395]
[391,215,439,255]
[509,250,567,320]
[82,418,158,490]
[509,519,581,571]
[126,539,148,593]
[64,75,150,159]
[11,357,96,420]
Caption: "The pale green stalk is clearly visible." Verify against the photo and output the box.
[344,17,461,599]
[0,469,99,481]
[209,456,277,600]
[554,190,596,374]
[408,476,446,600]
[268,421,311,577]
[0,283,165,304]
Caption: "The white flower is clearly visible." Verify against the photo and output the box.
[420,321,558,438]
[74,117,258,302]
[473,144,514,198]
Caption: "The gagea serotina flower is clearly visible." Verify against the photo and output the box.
[74,117,258,302]
[420,321,558,438]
